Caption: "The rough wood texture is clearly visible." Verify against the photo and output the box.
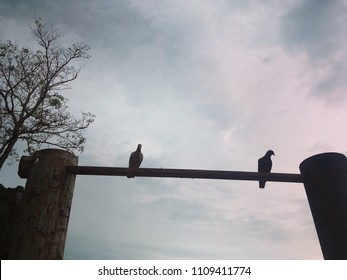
[9,149,78,259]
[300,152,347,260]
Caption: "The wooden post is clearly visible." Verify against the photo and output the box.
[300,152,347,260]
[9,149,78,259]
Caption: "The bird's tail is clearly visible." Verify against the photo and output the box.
[259,180,266,189]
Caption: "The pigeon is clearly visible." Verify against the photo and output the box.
[258,150,275,189]
[127,144,143,178]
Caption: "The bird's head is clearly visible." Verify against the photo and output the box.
[137,144,142,150]
[266,150,275,157]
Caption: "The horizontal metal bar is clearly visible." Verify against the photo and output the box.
[65,166,304,183]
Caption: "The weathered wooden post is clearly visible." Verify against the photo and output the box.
[300,152,347,260]
[9,149,78,259]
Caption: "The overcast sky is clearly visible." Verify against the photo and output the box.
[1,0,347,259]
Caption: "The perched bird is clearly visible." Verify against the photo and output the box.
[127,144,143,178]
[258,150,275,189]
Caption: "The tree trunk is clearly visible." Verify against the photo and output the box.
[0,136,18,171]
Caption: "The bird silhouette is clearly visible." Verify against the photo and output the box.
[127,144,143,178]
[258,150,275,188]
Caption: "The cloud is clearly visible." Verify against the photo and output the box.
[281,0,344,57]
[280,0,347,103]
[2,0,345,260]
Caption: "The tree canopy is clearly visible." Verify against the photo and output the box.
[0,18,95,170]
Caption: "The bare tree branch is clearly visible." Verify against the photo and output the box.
[0,18,95,170]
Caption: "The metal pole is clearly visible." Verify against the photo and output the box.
[65,166,304,183]
[300,152,347,260]
[9,149,78,259]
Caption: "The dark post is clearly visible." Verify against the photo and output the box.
[300,152,347,260]
[9,149,78,259]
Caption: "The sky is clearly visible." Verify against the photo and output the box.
[1,0,347,259]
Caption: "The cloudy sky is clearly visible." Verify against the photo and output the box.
[1,0,347,259]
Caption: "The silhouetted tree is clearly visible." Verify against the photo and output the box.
[0,18,95,170]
